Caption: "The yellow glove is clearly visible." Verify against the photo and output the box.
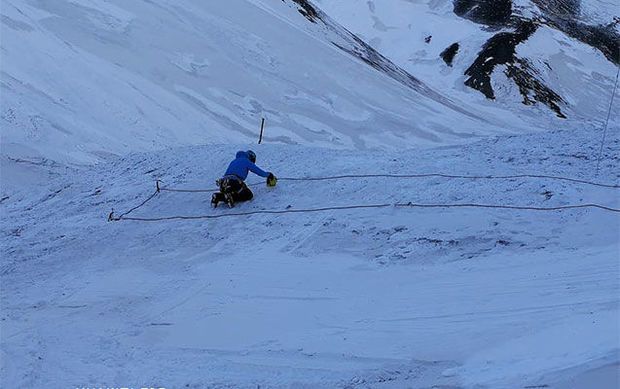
[267,173,277,187]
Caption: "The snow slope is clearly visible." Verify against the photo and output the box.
[2,0,619,388]
[1,0,521,165]
[2,124,619,388]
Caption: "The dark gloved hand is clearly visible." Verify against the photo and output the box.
[267,173,277,187]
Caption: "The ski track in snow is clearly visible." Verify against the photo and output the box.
[1,125,619,388]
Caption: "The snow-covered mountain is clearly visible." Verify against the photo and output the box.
[314,0,619,120]
[5,0,616,165]
[2,0,527,165]
[1,1,619,388]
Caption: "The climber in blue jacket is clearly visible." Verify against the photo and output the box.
[212,150,276,208]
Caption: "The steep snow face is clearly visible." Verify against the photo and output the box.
[1,0,520,165]
[313,0,618,120]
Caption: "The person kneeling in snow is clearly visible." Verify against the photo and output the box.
[211,150,277,208]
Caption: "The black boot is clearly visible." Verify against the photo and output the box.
[211,192,224,208]
[224,192,235,208]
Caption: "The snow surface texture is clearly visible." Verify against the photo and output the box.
[2,0,620,388]
[2,125,619,388]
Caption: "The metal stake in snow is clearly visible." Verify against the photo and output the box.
[258,118,265,144]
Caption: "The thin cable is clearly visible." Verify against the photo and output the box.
[112,201,619,222]
[111,182,264,219]
[279,173,620,188]
[395,202,620,212]
[112,204,392,222]
[116,189,159,219]
[160,173,620,192]
[160,182,263,193]
[596,65,620,175]
[112,171,620,221]
[160,187,214,193]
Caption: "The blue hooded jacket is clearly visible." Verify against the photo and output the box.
[224,151,270,181]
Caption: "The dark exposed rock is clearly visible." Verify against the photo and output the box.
[541,190,553,200]
[464,21,537,99]
[464,20,566,118]
[565,22,619,65]
[506,58,566,118]
[453,0,512,26]
[440,42,460,67]
[529,0,619,64]
[450,0,618,118]
[286,0,319,23]
[532,0,580,18]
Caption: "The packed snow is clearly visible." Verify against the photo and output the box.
[1,0,619,388]
[3,124,619,388]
